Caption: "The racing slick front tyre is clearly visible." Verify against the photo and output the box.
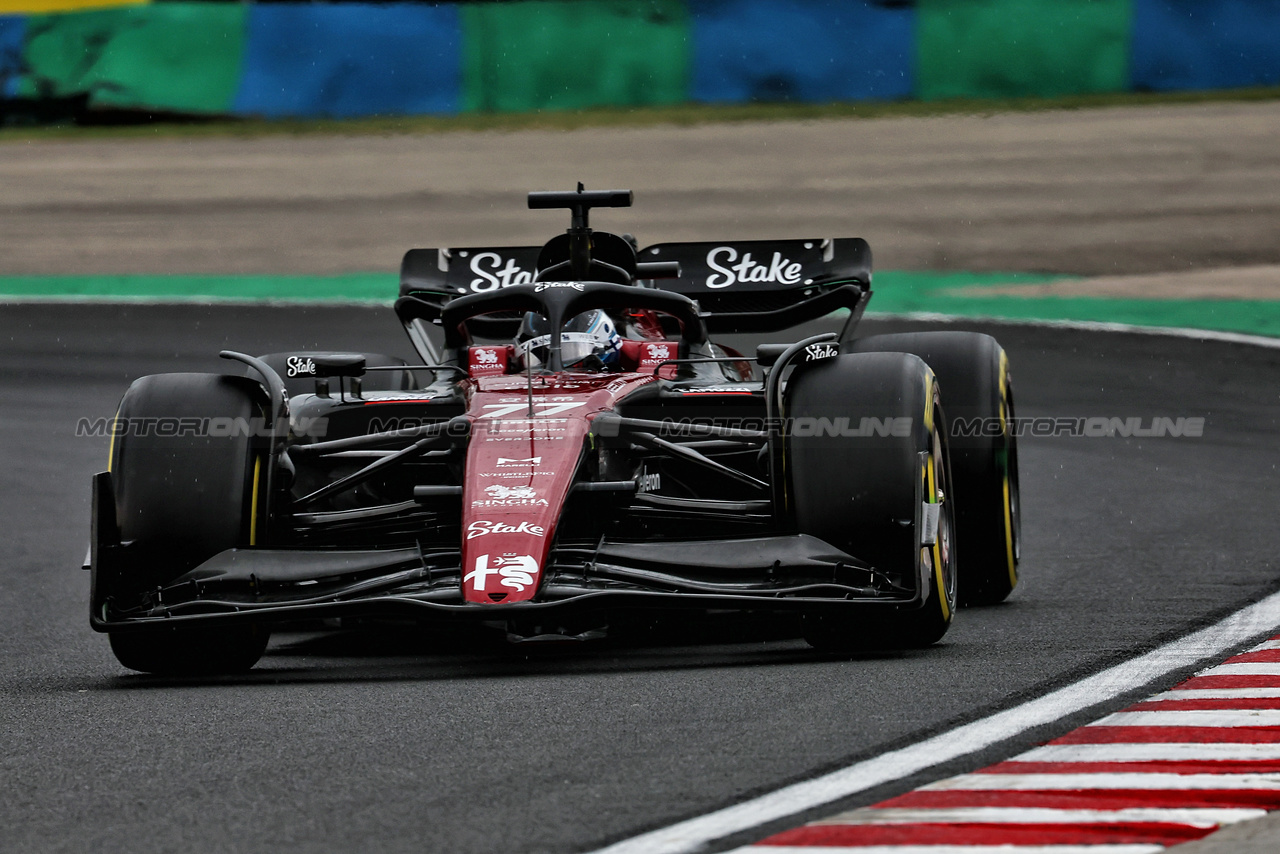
[786,353,957,653]
[850,332,1020,606]
[106,373,272,675]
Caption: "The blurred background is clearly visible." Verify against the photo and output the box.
[1,0,1277,124]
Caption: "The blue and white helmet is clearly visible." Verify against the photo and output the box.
[516,309,622,370]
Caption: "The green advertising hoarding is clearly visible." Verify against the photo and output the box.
[917,0,1132,100]
[461,0,690,113]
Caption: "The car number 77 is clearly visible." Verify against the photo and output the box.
[480,402,587,419]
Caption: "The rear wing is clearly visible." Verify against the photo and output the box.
[638,238,871,333]
[397,236,872,339]
[400,246,542,299]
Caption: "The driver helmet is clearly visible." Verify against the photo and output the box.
[515,309,622,371]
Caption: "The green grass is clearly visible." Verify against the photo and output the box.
[870,271,1280,339]
[5,270,1279,339]
[3,85,1279,143]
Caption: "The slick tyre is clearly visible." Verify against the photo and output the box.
[850,333,1021,605]
[786,352,957,652]
[106,373,271,675]
[255,351,416,398]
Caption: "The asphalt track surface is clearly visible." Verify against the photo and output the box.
[3,302,1279,854]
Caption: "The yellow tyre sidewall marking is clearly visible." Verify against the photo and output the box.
[1003,475,1017,587]
[107,407,121,473]
[249,455,262,547]
[998,350,1018,587]
[925,383,950,623]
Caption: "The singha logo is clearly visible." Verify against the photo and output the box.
[484,484,537,500]
[474,349,499,364]
[646,344,671,361]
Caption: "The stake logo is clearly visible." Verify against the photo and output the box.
[465,553,538,592]
[285,356,316,377]
[467,520,546,540]
[468,252,534,292]
[704,247,803,288]
[804,342,839,362]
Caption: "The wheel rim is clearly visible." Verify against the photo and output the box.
[924,393,957,618]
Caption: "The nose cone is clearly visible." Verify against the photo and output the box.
[459,408,588,604]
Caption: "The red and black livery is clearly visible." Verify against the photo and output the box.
[87,188,1021,674]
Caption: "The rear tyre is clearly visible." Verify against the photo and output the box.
[106,373,272,674]
[850,332,1020,606]
[786,353,957,652]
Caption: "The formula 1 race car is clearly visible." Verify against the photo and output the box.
[87,188,1021,674]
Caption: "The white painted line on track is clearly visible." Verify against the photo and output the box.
[6,300,1278,349]
[1018,744,1280,762]
[1199,663,1280,676]
[1096,710,1280,727]
[1154,689,1280,700]
[733,844,1167,854]
[866,311,1280,350]
[821,807,1266,826]
[924,773,1280,791]
[589,592,1280,854]
[0,295,391,307]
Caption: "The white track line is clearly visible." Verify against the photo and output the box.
[823,807,1266,826]
[865,311,1280,350]
[590,591,1280,854]
[1150,689,1280,700]
[925,773,1280,791]
[1018,744,1280,763]
[735,844,1167,854]
[1199,663,1280,676]
[0,295,391,307]
[3,299,1278,349]
[1094,709,1280,727]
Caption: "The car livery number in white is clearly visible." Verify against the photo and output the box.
[467,520,545,540]
[480,402,586,419]
[465,553,538,592]
[704,247,803,289]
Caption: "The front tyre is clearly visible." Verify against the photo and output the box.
[786,353,957,652]
[106,373,272,674]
